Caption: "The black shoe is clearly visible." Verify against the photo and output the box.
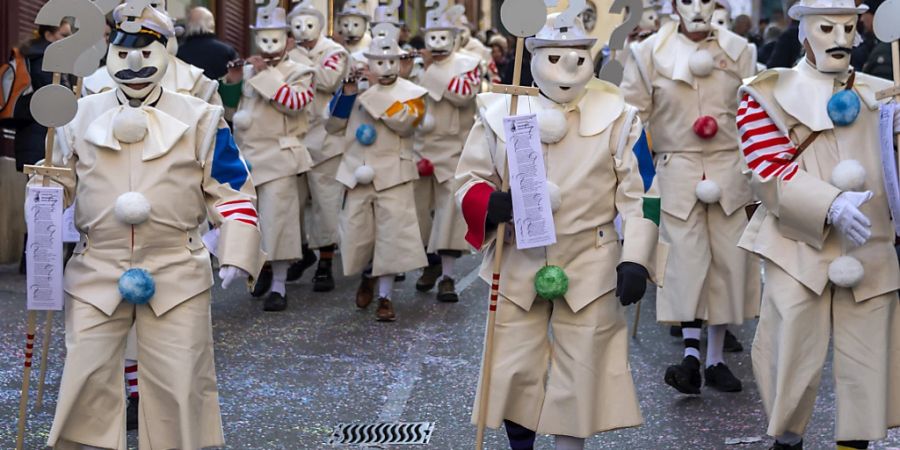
[770,440,802,450]
[312,260,335,292]
[251,264,272,298]
[664,356,702,395]
[395,273,406,282]
[416,264,442,292]
[436,276,459,303]
[724,329,744,353]
[262,292,287,311]
[669,325,682,337]
[704,362,743,392]
[126,396,139,431]
[287,248,318,282]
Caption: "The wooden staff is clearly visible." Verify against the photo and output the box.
[327,0,334,37]
[475,35,539,450]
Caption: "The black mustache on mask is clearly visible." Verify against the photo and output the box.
[826,47,852,54]
[114,67,158,80]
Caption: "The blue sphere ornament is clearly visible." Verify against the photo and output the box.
[827,90,861,127]
[355,124,377,146]
[118,268,156,305]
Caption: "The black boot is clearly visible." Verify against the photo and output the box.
[287,246,317,282]
[263,292,287,311]
[416,264,442,292]
[126,396,139,431]
[704,362,743,392]
[664,356,702,395]
[504,420,535,450]
[312,259,335,292]
[724,329,744,352]
[770,440,802,450]
[251,263,272,298]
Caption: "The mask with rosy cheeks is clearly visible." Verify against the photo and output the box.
[675,0,716,32]
[255,29,287,56]
[530,46,593,104]
[338,16,368,43]
[802,14,856,73]
[640,8,660,32]
[711,8,730,28]
[425,29,456,55]
[369,57,400,84]
[290,14,322,43]
[107,40,169,99]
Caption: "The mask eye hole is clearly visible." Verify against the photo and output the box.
[577,57,585,66]
[844,24,854,33]
[548,55,560,64]
[118,51,127,59]
[821,24,834,33]
[142,50,151,58]
[272,39,279,44]
[681,0,692,5]
[700,0,711,4]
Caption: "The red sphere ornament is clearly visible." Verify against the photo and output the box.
[417,158,435,177]
[693,116,718,139]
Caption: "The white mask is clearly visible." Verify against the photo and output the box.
[338,16,368,43]
[639,9,660,32]
[368,57,400,84]
[425,29,456,55]
[107,40,169,99]
[290,14,322,43]
[675,0,716,32]
[530,46,593,104]
[165,35,178,55]
[371,23,400,39]
[457,26,471,47]
[801,14,856,73]
[255,29,287,56]
[711,8,731,28]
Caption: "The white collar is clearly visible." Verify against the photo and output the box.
[651,21,747,87]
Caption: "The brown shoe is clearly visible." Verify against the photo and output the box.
[355,276,376,309]
[436,276,459,303]
[415,264,442,292]
[375,297,396,322]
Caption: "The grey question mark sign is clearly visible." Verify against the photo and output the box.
[547,0,587,27]
[499,0,546,37]
[73,0,123,79]
[598,0,641,86]
[30,0,106,128]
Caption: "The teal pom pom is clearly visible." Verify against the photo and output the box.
[118,268,156,305]
[827,90,860,127]
[534,265,569,300]
[356,124,377,146]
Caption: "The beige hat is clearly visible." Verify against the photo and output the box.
[788,0,867,19]
[251,5,289,30]
[337,0,371,20]
[525,12,597,52]
[364,35,406,59]
[287,0,325,25]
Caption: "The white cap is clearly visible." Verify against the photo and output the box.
[788,0,867,19]
[287,0,324,25]
[251,6,289,30]
[525,12,597,52]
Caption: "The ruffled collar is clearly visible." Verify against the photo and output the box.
[651,21,748,87]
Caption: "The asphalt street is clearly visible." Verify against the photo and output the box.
[1,255,899,449]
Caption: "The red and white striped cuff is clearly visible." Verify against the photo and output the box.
[323,52,344,71]
[216,199,259,227]
[273,84,315,111]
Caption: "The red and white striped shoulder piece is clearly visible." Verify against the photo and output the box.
[273,82,315,111]
[737,92,799,182]
[216,199,259,227]
[447,66,481,97]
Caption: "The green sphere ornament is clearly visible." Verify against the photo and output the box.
[534,265,569,301]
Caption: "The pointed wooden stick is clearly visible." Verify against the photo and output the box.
[35,310,54,408]
[16,311,37,450]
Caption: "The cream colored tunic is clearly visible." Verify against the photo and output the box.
[457,83,662,436]
[622,22,760,324]
[739,64,900,440]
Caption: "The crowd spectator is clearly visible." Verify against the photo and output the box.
[765,19,801,68]
[176,6,238,80]
[488,34,511,84]
[863,42,895,80]
[852,0,882,71]
[757,23,784,64]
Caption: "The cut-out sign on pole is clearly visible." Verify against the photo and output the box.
[598,0,642,85]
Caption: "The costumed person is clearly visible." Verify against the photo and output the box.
[712,0,732,28]
[737,0,900,447]
[452,6,501,84]
[606,0,662,72]
[620,0,760,395]
[225,3,316,311]
[36,5,263,448]
[336,0,373,69]
[326,29,428,321]
[458,12,660,450]
[413,2,482,302]
[285,0,350,291]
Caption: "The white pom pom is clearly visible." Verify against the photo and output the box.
[830,159,867,192]
[695,179,721,204]
[547,182,561,212]
[419,114,436,133]
[828,256,865,288]
[232,110,252,131]
[354,165,375,185]
[537,108,568,144]
[114,191,151,225]
[112,108,148,144]
[689,50,715,77]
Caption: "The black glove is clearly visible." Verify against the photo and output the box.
[487,191,513,226]
[616,262,649,306]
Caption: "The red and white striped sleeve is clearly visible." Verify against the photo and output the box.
[738,93,799,182]
[448,68,481,97]
[488,60,501,84]
[216,199,259,227]
[272,83,315,111]
[322,52,345,71]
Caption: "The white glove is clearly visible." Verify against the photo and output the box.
[219,265,249,290]
[827,190,874,247]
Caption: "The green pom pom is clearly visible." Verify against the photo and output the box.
[534,265,569,300]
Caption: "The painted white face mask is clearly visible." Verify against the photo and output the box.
[369,57,400,84]
[425,30,456,55]
[338,16,368,43]
[640,9,660,32]
[371,23,400,39]
[530,46,593,104]
[711,8,730,28]
[802,14,856,73]
[255,29,287,56]
[107,40,169,99]
[676,0,716,33]
[291,14,322,43]
[457,26,472,47]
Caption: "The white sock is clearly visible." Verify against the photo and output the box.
[706,324,726,367]
[554,435,585,450]
[682,327,701,360]
[124,359,138,398]
[378,275,395,299]
[776,432,802,445]
[440,255,456,279]
[271,261,289,296]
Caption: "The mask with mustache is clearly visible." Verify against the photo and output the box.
[106,39,169,99]
[802,14,857,73]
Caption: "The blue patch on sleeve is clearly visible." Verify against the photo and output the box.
[632,130,655,192]
[329,87,357,119]
[211,127,250,191]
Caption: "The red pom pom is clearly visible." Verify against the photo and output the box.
[693,116,718,139]
[417,158,435,177]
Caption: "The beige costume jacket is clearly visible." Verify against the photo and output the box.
[161,56,223,106]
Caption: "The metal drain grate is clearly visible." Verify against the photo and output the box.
[328,421,435,446]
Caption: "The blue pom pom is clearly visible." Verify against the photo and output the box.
[827,90,860,127]
[355,124,377,146]
[118,268,156,305]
